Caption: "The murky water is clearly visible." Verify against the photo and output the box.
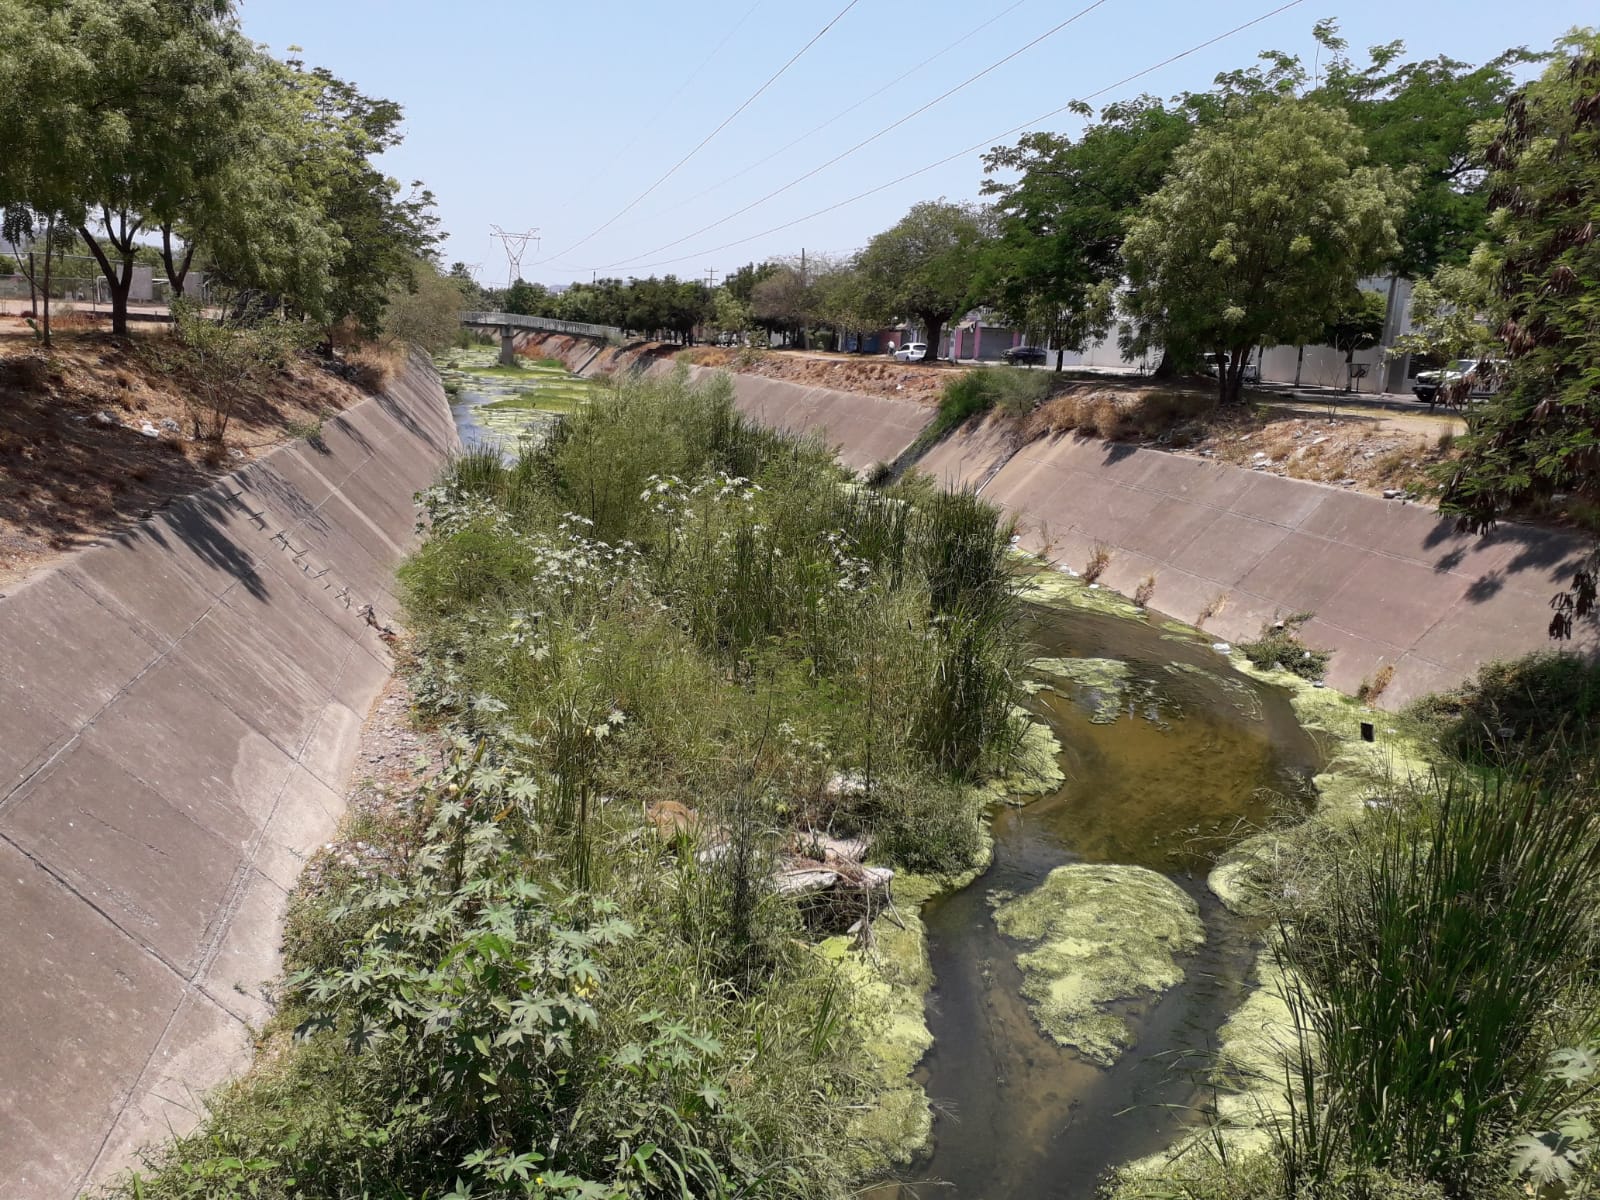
[440,348,594,451]
[875,600,1321,1199]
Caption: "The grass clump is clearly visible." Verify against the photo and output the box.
[915,367,1061,451]
[1239,612,1331,681]
[1270,768,1600,1198]
[114,366,1032,1199]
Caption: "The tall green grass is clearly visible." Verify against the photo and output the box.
[1273,768,1600,1196]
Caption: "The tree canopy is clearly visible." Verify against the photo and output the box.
[1121,99,1408,404]
[857,201,991,362]
[979,98,1191,364]
[1439,33,1600,635]
[0,0,436,342]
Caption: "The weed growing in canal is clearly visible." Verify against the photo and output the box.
[1083,542,1112,583]
[1239,612,1330,681]
[1134,572,1157,608]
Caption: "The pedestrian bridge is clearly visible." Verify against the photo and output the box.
[460,311,622,365]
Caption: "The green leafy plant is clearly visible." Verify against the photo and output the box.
[1239,612,1331,681]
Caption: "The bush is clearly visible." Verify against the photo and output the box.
[1026,384,1216,442]
[1406,651,1600,768]
[1239,612,1331,680]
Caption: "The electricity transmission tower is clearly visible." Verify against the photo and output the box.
[489,225,540,287]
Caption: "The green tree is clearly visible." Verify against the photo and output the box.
[382,259,467,353]
[708,287,752,342]
[1321,287,1390,391]
[857,201,991,363]
[1121,99,1407,405]
[1390,256,1501,402]
[1312,22,1543,276]
[44,0,251,335]
[1439,32,1600,637]
[979,97,1191,368]
[503,278,552,316]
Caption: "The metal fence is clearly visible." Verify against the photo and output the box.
[461,311,622,340]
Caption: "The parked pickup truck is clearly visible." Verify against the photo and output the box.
[1412,359,1504,407]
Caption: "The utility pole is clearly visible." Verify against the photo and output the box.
[489,225,540,289]
[703,267,720,289]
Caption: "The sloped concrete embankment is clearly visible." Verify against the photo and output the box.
[922,414,1596,707]
[520,332,936,473]
[0,354,458,1198]
[513,331,1593,705]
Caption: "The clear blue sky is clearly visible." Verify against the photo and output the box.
[237,0,1590,288]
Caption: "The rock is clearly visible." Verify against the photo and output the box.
[94,410,120,426]
[1211,642,1231,654]
[1338,478,1358,487]
[158,417,181,434]
[228,448,245,460]
[138,422,159,438]
[1382,488,1403,499]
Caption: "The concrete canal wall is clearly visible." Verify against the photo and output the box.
[0,353,457,1198]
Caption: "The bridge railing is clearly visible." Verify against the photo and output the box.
[461,311,623,341]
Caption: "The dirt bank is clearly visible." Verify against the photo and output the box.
[0,327,385,589]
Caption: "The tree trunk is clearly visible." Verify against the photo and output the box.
[38,238,52,347]
[160,224,195,297]
[922,316,945,363]
[1344,347,1355,392]
[78,224,135,337]
[1221,348,1249,406]
[1294,344,1304,388]
[1153,349,1175,379]
[26,250,38,318]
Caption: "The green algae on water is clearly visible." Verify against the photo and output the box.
[1032,656,1131,724]
[992,864,1205,1066]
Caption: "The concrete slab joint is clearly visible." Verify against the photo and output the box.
[0,349,458,1199]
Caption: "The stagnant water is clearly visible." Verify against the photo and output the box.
[441,348,594,450]
[874,600,1321,1199]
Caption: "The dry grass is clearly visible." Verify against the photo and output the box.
[344,339,407,393]
[1198,591,1227,626]
[1357,663,1396,704]
[1024,384,1217,442]
[1083,542,1112,583]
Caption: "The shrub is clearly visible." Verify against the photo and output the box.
[860,775,984,875]
[1239,612,1331,680]
[1405,651,1600,768]
[143,301,308,442]
[1133,573,1156,607]
[344,339,406,392]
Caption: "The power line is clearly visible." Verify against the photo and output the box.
[599,0,1036,238]
[588,0,1308,277]
[551,0,767,222]
[532,0,864,267]
[595,0,1114,271]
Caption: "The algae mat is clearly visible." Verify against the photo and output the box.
[992,864,1205,1065]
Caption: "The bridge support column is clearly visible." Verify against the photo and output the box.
[499,326,518,366]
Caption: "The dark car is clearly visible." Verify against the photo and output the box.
[1002,345,1049,366]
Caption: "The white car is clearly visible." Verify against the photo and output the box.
[892,342,927,362]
